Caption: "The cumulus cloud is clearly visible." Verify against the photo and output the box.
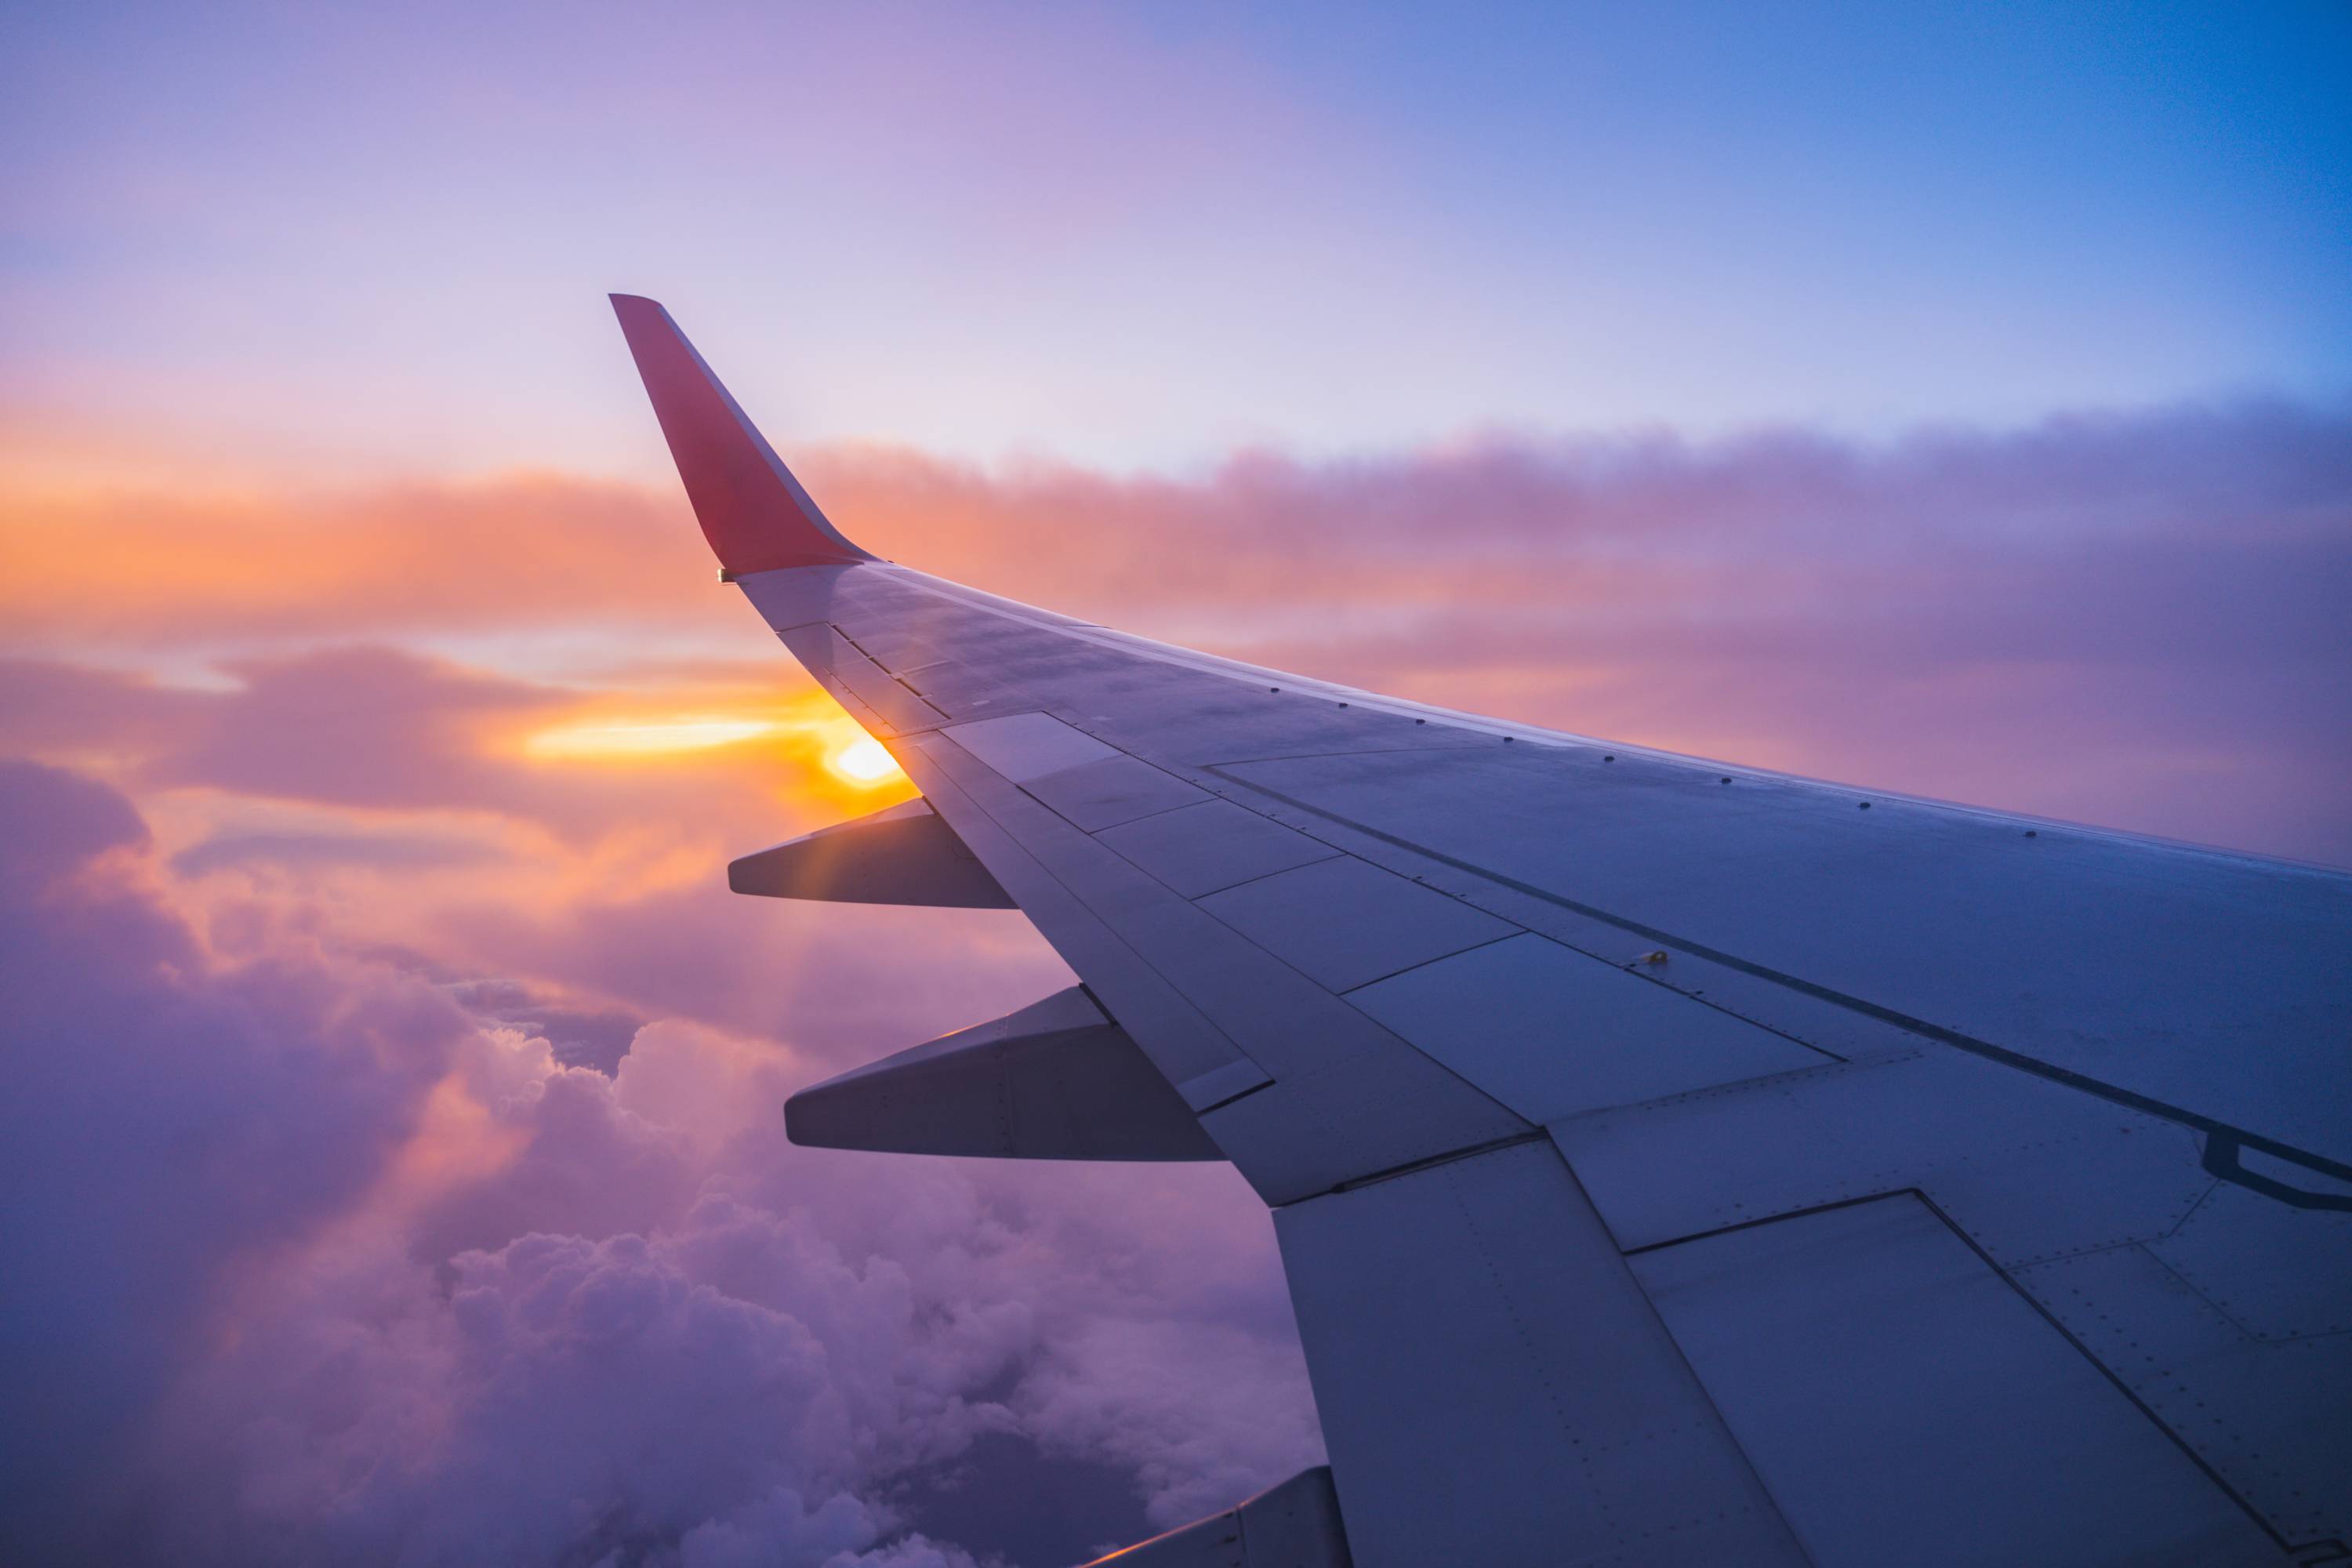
[0,759,466,1559]
[0,762,1315,1567]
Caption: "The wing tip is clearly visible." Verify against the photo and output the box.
[608,292,870,574]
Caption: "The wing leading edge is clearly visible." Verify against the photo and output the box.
[609,296,2352,1567]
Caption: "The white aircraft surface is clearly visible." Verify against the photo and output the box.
[610,295,2352,1568]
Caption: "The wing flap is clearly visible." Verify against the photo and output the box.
[1275,1138,1809,1566]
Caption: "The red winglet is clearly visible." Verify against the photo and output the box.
[609,294,871,574]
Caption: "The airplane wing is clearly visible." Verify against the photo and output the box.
[610,295,2352,1568]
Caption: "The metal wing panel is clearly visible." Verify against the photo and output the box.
[1628,1194,2283,1567]
[816,566,1496,761]
[1190,856,1517,993]
[877,731,1270,1108]
[1550,1048,2221,1265]
[1209,744,2352,1171]
[777,624,946,735]
[1092,798,1345,899]
[1345,932,1834,1123]
[898,722,1534,1202]
[2019,1237,2352,1550]
[1275,1138,1810,1567]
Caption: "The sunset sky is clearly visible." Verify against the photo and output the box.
[3,4,2348,1565]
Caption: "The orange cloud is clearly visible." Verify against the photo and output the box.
[0,469,713,649]
[0,439,1741,658]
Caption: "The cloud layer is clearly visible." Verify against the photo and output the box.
[0,761,1314,1566]
[8,395,2348,860]
[1,397,2347,1563]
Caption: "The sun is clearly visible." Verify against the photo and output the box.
[827,735,902,786]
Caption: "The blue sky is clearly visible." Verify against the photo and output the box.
[4,0,2346,476]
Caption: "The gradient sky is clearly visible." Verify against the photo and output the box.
[2,5,2349,1566]
[5,1,2347,476]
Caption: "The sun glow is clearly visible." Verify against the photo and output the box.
[517,696,909,800]
[524,715,778,758]
[828,736,902,785]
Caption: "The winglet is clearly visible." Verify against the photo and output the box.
[609,294,871,574]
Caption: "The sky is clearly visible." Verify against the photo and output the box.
[2,3,2348,1565]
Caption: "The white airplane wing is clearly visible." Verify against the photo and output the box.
[611,296,2352,1568]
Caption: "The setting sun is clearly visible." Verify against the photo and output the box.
[828,735,902,785]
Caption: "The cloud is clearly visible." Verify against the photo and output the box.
[0,473,712,649]
[811,401,2350,862]
[0,644,903,847]
[0,763,1315,1567]
[9,397,2347,859]
[0,650,1066,1074]
[169,828,503,877]
[149,646,561,810]
[143,1025,1308,1568]
[0,759,466,1560]
[1015,1315,1332,1531]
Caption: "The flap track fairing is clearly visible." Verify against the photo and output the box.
[784,987,1225,1162]
[729,798,1014,909]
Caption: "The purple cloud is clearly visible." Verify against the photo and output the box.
[0,760,464,1559]
[0,764,1314,1566]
